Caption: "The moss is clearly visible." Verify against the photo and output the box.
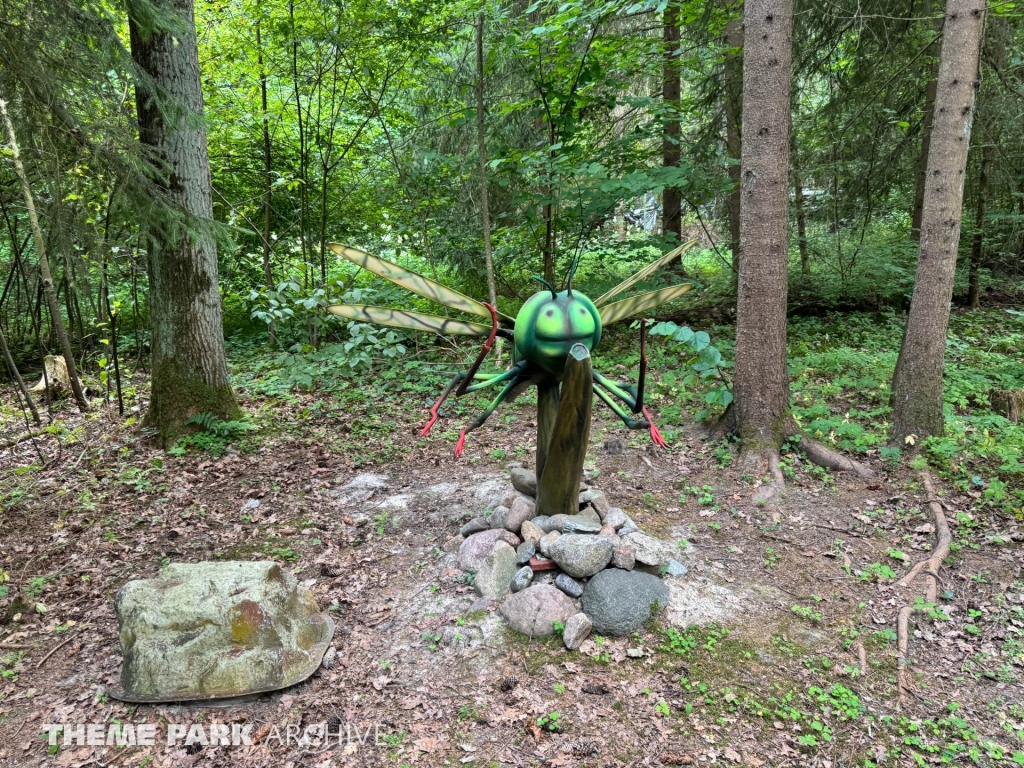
[145,361,241,447]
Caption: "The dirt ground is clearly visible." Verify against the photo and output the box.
[0,390,1022,768]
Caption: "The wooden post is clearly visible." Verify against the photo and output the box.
[536,382,560,482]
[536,344,592,518]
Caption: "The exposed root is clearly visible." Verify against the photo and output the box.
[794,435,876,480]
[895,470,952,707]
[742,447,785,503]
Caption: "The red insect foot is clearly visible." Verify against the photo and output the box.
[643,407,667,448]
[421,414,439,436]
[454,430,468,457]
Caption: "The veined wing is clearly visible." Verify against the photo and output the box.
[327,304,493,336]
[329,243,514,325]
[594,240,697,307]
[599,284,693,326]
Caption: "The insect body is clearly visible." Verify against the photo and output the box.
[326,242,697,455]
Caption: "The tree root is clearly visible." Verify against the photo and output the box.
[895,470,952,707]
[794,435,875,479]
[1,428,47,450]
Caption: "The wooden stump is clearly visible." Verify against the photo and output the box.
[30,355,72,399]
[991,389,1023,423]
[535,344,593,518]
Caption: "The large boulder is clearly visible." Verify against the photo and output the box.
[548,533,614,578]
[499,585,575,637]
[474,542,518,600]
[582,569,669,636]
[459,529,521,572]
[113,561,334,702]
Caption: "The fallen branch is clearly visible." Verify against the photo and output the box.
[36,637,73,669]
[1,428,47,450]
[796,436,876,479]
[896,470,952,706]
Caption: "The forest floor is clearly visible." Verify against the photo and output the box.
[0,316,1023,768]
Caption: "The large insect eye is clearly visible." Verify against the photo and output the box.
[546,310,554,317]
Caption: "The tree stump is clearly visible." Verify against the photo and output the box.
[991,389,1023,423]
[30,355,73,399]
[535,344,593,518]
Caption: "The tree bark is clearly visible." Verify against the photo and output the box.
[0,97,89,412]
[128,0,239,444]
[662,2,682,243]
[476,14,497,313]
[911,1,942,240]
[722,13,743,268]
[891,0,986,444]
[729,0,793,464]
[256,18,276,346]
[792,136,810,276]
[967,135,991,309]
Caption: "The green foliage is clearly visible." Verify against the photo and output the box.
[168,413,258,457]
[648,321,732,421]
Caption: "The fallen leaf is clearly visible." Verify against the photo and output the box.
[724,746,742,763]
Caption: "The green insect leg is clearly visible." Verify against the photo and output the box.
[454,376,525,457]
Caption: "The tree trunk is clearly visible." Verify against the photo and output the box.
[792,135,810,276]
[967,136,991,309]
[0,318,40,425]
[891,0,986,444]
[128,0,239,445]
[723,13,743,269]
[729,0,793,463]
[0,97,89,412]
[257,19,277,347]
[476,14,497,312]
[662,2,682,243]
[911,1,941,240]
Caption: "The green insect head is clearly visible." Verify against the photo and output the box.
[514,279,602,374]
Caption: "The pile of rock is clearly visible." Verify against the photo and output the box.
[456,467,687,649]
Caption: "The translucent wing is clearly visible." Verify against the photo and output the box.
[594,240,698,307]
[599,284,693,326]
[329,243,514,325]
[327,304,493,336]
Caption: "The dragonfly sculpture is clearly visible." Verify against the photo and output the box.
[326,241,695,458]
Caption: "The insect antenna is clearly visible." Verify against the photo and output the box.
[531,275,557,299]
[564,255,581,296]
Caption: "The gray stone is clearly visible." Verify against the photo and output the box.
[538,530,561,557]
[499,585,575,636]
[114,562,334,702]
[459,529,521,573]
[579,507,602,525]
[504,496,535,534]
[581,569,669,636]
[603,507,629,530]
[623,531,675,567]
[516,541,536,565]
[467,597,494,614]
[562,612,592,650]
[460,518,490,537]
[611,543,635,570]
[520,520,545,546]
[543,514,568,533]
[474,542,518,599]
[665,559,688,577]
[510,566,534,593]
[334,473,388,503]
[554,573,584,599]
[598,523,617,537]
[626,647,645,658]
[561,514,602,534]
[618,516,640,535]
[578,489,603,505]
[548,534,614,579]
[489,506,509,529]
[590,494,612,518]
[442,535,464,553]
[530,516,551,533]
[510,467,538,497]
